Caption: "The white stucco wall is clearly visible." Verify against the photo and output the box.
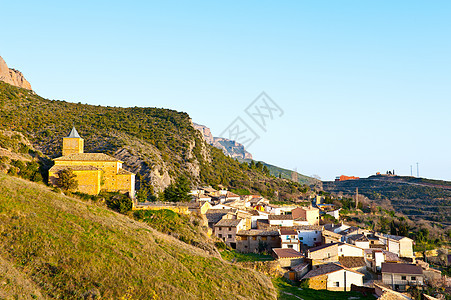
[298,230,321,247]
[327,270,363,291]
[338,244,364,257]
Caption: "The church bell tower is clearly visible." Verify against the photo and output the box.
[62,127,84,156]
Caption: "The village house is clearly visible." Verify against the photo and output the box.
[296,225,323,247]
[236,229,280,253]
[337,242,364,257]
[272,248,304,268]
[48,127,135,197]
[301,263,364,291]
[205,208,236,228]
[365,249,400,273]
[214,218,246,248]
[306,243,339,265]
[376,233,414,258]
[381,262,424,291]
[185,201,212,215]
[292,206,320,225]
[322,229,342,244]
[268,214,294,227]
[346,233,370,249]
[279,228,300,251]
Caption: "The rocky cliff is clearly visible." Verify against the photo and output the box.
[193,123,253,160]
[0,56,32,90]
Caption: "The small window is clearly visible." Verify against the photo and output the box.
[327,253,331,258]
[314,238,316,241]
[262,236,267,241]
[300,237,303,240]
[219,227,222,231]
[271,236,276,240]
[288,245,293,249]
[218,234,222,238]
[333,282,339,287]
[252,236,257,240]
[228,234,232,239]
[229,227,232,231]
[401,276,406,280]
[411,276,416,280]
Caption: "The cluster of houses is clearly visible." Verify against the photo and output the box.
[187,186,441,295]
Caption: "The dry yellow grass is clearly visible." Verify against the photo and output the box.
[0,174,276,299]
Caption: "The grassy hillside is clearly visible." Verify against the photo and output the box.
[0,81,309,200]
[0,174,276,299]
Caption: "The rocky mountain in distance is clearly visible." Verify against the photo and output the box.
[193,123,253,159]
[0,56,32,90]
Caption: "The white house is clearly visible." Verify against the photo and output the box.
[376,233,414,258]
[268,214,294,227]
[337,243,364,257]
[346,234,370,249]
[279,228,300,251]
[297,225,323,247]
[302,263,364,291]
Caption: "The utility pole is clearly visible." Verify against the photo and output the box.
[355,188,359,209]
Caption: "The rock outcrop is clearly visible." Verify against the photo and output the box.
[0,56,32,90]
[193,123,253,160]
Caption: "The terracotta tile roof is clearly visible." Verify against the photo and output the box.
[49,165,100,172]
[294,225,323,231]
[302,263,343,279]
[206,209,236,225]
[347,234,368,242]
[339,256,366,268]
[381,263,423,275]
[54,153,122,162]
[268,214,293,220]
[214,219,243,227]
[292,262,309,272]
[272,248,304,259]
[279,228,298,235]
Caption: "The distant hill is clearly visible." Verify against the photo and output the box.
[0,174,276,299]
[323,175,451,224]
[0,81,310,200]
[238,158,317,186]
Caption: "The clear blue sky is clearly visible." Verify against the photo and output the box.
[2,1,450,181]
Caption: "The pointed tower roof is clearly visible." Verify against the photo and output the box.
[66,127,81,138]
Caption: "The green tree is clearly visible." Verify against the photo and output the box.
[56,169,78,191]
[105,193,133,213]
[163,176,191,202]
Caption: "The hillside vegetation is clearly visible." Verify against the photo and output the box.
[0,81,310,200]
[0,174,276,299]
[324,175,451,224]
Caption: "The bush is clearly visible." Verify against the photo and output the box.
[104,192,133,213]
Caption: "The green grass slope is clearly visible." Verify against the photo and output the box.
[0,174,276,299]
